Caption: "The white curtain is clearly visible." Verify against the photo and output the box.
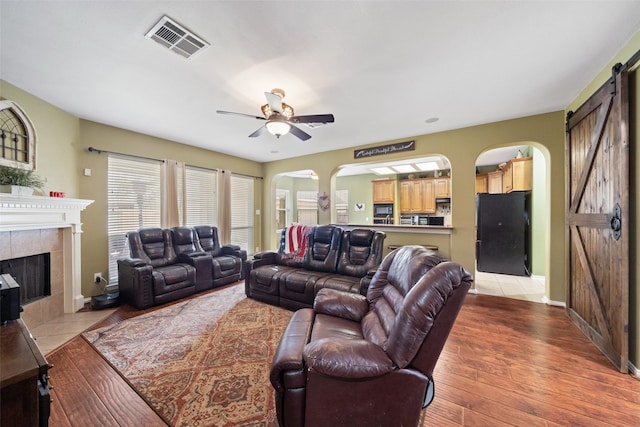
[218,169,232,244]
[161,159,184,228]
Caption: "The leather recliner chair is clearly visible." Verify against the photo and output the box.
[118,228,197,309]
[193,225,246,286]
[270,245,472,427]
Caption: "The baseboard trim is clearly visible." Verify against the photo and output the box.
[541,296,566,308]
[629,362,640,379]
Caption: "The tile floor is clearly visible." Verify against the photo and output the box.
[26,306,117,356]
[472,270,545,303]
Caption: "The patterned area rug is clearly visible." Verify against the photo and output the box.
[83,284,292,427]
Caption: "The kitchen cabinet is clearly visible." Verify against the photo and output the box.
[400,179,435,214]
[372,179,395,203]
[400,180,421,213]
[475,174,488,193]
[487,171,503,194]
[433,177,450,198]
[504,157,532,192]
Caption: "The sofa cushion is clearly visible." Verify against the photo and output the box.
[129,228,178,268]
[303,225,342,273]
[193,225,223,257]
[336,229,385,278]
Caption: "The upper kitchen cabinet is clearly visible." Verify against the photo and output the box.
[372,179,395,203]
[400,178,435,214]
[475,173,488,193]
[476,153,532,194]
[434,177,450,198]
[503,157,532,192]
[487,170,504,194]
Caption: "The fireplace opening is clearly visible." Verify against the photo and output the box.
[0,253,51,305]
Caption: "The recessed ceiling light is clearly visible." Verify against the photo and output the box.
[425,117,439,124]
[371,167,395,175]
[416,161,439,171]
[392,164,417,173]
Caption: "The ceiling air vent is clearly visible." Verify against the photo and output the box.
[145,15,209,59]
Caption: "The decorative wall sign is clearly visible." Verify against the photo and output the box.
[317,192,330,211]
[353,140,415,159]
[354,203,365,211]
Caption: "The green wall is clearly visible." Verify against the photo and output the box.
[262,112,565,303]
[0,80,79,197]
[76,120,263,296]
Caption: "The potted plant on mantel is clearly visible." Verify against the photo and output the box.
[0,165,45,196]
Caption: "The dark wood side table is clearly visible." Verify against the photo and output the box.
[1,318,51,426]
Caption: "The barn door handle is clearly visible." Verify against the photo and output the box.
[610,203,621,240]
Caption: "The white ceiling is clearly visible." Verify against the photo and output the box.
[2,1,639,164]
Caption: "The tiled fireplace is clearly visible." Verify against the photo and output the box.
[0,194,93,328]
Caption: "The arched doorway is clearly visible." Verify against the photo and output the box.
[473,144,551,303]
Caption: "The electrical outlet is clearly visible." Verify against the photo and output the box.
[94,272,102,284]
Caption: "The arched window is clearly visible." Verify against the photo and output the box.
[0,100,37,170]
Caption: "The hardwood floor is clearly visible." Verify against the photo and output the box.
[46,290,640,427]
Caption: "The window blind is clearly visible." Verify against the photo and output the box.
[230,174,254,254]
[335,189,349,224]
[107,154,162,284]
[297,190,318,226]
[184,165,218,226]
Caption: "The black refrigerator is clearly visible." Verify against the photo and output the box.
[476,192,530,276]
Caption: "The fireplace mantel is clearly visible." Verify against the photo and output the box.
[0,194,94,314]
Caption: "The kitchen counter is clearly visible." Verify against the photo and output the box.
[338,224,453,234]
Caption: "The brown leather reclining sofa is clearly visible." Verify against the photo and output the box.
[118,225,246,309]
[244,225,386,310]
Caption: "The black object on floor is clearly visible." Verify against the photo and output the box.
[90,291,120,310]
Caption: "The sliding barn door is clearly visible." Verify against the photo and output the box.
[565,65,629,372]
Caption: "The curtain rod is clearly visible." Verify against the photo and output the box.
[88,146,263,179]
[221,170,264,180]
[87,146,164,163]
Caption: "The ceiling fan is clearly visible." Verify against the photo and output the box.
[216,89,334,141]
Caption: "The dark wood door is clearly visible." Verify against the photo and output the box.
[565,65,629,372]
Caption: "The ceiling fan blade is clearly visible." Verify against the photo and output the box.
[290,114,335,124]
[289,124,312,141]
[248,125,267,138]
[216,110,266,121]
[264,92,282,113]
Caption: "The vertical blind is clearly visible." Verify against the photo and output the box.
[230,174,254,254]
[107,154,162,284]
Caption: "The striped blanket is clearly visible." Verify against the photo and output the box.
[280,223,312,262]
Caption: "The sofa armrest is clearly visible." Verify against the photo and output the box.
[177,252,213,291]
[252,250,278,262]
[270,308,315,392]
[117,258,154,309]
[303,338,394,379]
[313,288,369,322]
[118,257,147,268]
[221,244,242,257]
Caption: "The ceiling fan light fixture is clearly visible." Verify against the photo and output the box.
[266,120,291,138]
[261,102,294,119]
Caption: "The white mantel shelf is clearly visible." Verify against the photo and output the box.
[0,194,94,313]
[0,194,93,231]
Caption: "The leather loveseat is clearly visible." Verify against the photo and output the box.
[245,225,386,310]
[270,245,472,426]
[118,226,244,309]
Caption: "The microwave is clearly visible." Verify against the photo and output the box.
[374,204,394,216]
